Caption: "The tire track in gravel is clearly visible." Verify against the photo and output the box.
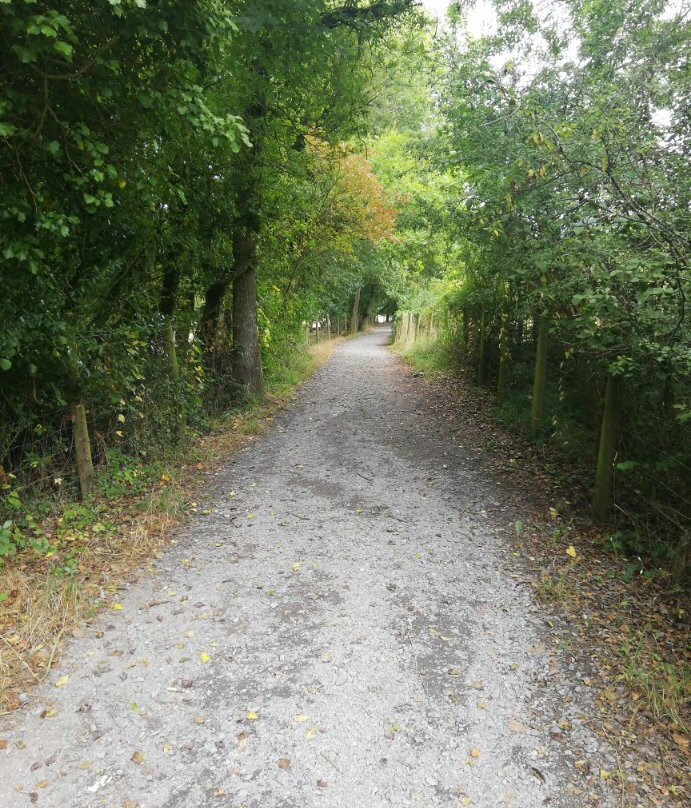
[0,329,613,808]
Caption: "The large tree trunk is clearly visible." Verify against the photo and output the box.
[231,227,263,395]
[350,285,361,334]
[530,316,549,435]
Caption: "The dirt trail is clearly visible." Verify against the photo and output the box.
[0,330,613,808]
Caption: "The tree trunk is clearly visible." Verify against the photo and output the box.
[71,401,94,499]
[592,374,622,521]
[477,308,487,385]
[160,265,180,382]
[232,260,263,395]
[531,316,549,435]
[200,278,229,359]
[497,310,509,403]
[460,308,468,362]
[350,286,361,334]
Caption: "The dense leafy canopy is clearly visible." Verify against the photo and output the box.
[0,0,688,569]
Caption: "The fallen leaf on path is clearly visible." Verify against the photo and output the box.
[293,714,309,722]
[469,748,481,758]
[565,545,577,558]
[131,751,146,765]
[34,780,49,790]
[40,709,57,718]
[246,712,258,720]
[278,758,290,769]
[305,727,317,740]
[507,720,525,732]
[112,603,122,611]
[55,675,69,688]
[199,652,211,663]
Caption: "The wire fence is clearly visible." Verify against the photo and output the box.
[394,308,690,575]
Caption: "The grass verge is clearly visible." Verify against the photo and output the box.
[0,337,342,713]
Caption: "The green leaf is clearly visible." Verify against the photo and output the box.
[0,359,11,371]
[54,40,73,59]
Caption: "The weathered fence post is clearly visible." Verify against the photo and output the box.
[71,401,94,498]
[592,374,622,521]
[530,316,549,434]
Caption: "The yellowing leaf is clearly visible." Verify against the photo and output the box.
[246,711,258,720]
[305,727,317,740]
[117,414,126,423]
[42,709,57,718]
[131,750,146,765]
[599,769,611,780]
[55,674,69,688]
[293,714,309,723]
[112,602,122,611]
[565,545,577,558]
[469,748,481,758]
[199,652,211,663]
[246,513,255,519]
[291,562,301,572]
[34,780,49,790]
[476,700,487,709]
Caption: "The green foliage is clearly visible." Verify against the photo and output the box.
[0,1,417,540]
[379,1,689,569]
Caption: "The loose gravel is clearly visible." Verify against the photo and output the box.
[0,329,614,808]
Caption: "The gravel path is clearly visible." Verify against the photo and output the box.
[0,330,613,808]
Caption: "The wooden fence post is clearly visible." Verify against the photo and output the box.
[71,401,94,498]
[530,316,549,434]
[592,374,622,521]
